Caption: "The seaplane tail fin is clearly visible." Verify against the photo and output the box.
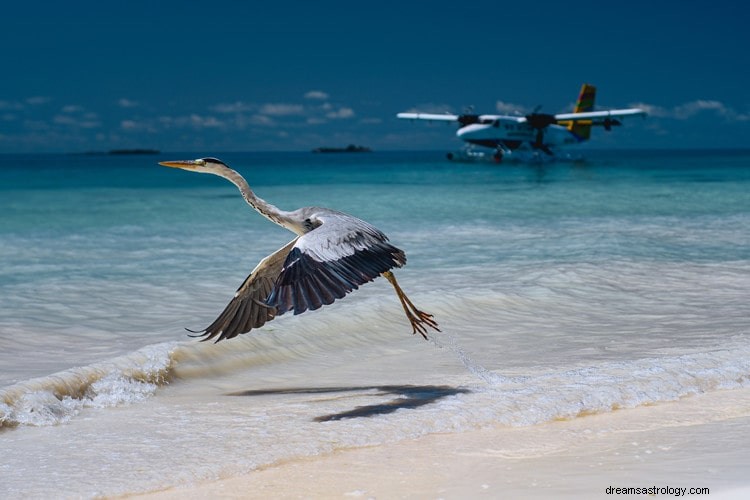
[574,83,596,113]
[568,83,596,141]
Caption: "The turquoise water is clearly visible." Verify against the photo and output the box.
[1,150,749,497]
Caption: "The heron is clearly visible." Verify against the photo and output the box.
[159,157,440,342]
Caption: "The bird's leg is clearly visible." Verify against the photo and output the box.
[382,271,440,339]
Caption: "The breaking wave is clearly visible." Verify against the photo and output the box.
[0,342,179,428]
[4,328,750,432]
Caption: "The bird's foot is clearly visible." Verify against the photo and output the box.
[406,308,440,340]
[382,270,440,340]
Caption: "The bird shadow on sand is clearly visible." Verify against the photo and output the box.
[226,385,470,422]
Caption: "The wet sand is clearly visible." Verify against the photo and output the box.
[130,387,750,499]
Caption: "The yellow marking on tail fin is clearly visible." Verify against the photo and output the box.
[574,84,596,113]
[568,83,596,140]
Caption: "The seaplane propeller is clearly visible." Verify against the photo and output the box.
[602,117,622,131]
[456,113,481,126]
[456,107,481,127]
[524,107,557,155]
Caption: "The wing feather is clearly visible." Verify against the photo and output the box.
[190,238,299,342]
[244,297,262,333]
[223,302,248,339]
[302,277,324,311]
[310,274,338,305]
[192,210,406,342]
[266,210,406,316]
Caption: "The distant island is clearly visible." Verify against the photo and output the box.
[312,144,371,153]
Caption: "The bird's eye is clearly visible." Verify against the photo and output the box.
[195,159,206,166]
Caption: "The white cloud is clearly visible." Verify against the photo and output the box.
[53,114,100,128]
[158,114,224,129]
[405,103,454,114]
[245,114,274,126]
[61,105,84,113]
[52,115,76,126]
[673,100,724,119]
[0,100,23,111]
[211,101,256,113]
[209,98,357,127]
[259,103,305,116]
[629,102,669,118]
[326,107,355,119]
[120,119,159,133]
[304,90,329,100]
[232,113,275,126]
[631,100,749,122]
[26,96,51,106]
[117,98,139,108]
[120,120,143,131]
[495,100,525,114]
[674,100,748,121]
[23,119,50,131]
[185,114,223,128]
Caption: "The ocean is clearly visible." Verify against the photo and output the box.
[1,150,749,497]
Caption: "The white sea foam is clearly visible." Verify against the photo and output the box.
[472,345,750,427]
[427,329,510,385]
[419,328,750,426]
[0,342,179,427]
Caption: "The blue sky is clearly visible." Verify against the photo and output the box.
[1,1,747,153]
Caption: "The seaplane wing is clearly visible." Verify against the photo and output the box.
[397,109,644,125]
[553,108,646,122]
[397,112,461,122]
[397,112,519,125]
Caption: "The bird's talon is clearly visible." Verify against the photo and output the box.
[404,308,439,340]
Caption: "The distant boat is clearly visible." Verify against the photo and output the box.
[312,144,371,153]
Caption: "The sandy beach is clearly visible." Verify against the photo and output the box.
[131,387,750,499]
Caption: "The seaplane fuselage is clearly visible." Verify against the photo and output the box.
[456,118,581,150]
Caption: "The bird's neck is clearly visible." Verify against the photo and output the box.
[222,167,295,231]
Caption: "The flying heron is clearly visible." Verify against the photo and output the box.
[159,157,439,342]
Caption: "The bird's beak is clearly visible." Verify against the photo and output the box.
[158,160,199,171]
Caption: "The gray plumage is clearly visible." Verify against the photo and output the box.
[159,157,439,343]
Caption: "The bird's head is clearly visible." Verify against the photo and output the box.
[158,157,230,175]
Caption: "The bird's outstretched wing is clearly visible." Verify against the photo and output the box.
[267,210,406,316]
[190,238,299,342]
[193,211,405,342]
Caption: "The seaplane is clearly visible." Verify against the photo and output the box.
[397,84,645,162]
